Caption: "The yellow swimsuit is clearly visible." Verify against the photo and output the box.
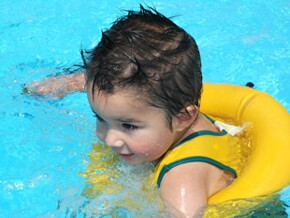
[154,115,240,187]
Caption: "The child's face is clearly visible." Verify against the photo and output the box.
[87,86,180,165]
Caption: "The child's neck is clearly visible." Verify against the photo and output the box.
[191,113,219,133]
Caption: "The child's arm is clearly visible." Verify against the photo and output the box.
[159,162,230,217]
[22,72,86,98]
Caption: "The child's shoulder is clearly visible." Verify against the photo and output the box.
[159,160,231,216]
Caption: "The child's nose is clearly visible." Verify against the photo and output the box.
[104,129,124,148]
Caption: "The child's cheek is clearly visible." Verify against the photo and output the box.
[132,141,166,160]
[131,142,150,154]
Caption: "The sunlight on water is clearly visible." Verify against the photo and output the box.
[204,194,288,217]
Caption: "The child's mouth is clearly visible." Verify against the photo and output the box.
[119,153,134,158]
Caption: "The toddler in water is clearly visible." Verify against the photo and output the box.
[25,6,239,217]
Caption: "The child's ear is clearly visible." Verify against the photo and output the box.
[172,105,198,131]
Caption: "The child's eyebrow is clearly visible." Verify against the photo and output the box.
[91,109,142,123]
[116,118,142,123]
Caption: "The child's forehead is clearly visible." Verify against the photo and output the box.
[100,89,146,104]
[89,88,169,121]
[89,85,149,107]
[87,81,167,115]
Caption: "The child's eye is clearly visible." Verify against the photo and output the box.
[122,123,138,130]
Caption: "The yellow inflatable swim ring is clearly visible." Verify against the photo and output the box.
[199,83,290,203]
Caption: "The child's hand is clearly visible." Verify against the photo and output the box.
[22,72,86,99]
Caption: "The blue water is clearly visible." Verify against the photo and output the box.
[1,0,289,217]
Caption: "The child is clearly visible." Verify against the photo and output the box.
[25,6,239,217]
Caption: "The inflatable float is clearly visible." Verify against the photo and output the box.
[196,83,290,203]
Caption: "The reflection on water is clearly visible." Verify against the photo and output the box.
[204,194,288,217]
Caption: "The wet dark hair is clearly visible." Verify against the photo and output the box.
[81,5,202,126]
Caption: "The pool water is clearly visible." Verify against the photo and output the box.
[1,0,289,217]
